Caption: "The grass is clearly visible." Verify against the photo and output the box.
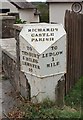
[2,75,9,80]
[65,78,81,110]
[8,77,82,119]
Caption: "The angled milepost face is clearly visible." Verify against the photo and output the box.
[20,23,66,77]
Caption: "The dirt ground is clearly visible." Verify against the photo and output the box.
[0,74,21,119]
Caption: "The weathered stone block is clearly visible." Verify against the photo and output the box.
[19,23,66,102]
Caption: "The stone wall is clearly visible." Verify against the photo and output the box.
[13,24,30,99]
[2,49,30,99]
[2,50,18,89]
[2,23,30,99]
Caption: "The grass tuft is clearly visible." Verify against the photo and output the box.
[8,77,82,119]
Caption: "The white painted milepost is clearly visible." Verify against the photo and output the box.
[19,23,66,102]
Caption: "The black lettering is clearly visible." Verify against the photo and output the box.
[27,46,32,51]
[28,29,31,32]
[34,54,36,58]
[39,34,42,37]
[46,53,48,57]
[30,63,32,67]
[35,34,38,37]
[22,51,24,54]
[47,28,50,31]
[34,65,37,68]
[49,53,52,57]
[39,38,43,41]
[42,54,45,58]
[43,29,45,31]
[25,62,27,65]
[31,34,35,37]
[52,57,54,61]
[57,61,59,65]
[54,46,58,50]
[33,59,38,63]
[32,29,37,32]
[53,62,57,66]
[55,28,58,31]
[26,57,28,61]
[23,56,25,60]
[46,38,49,41]
[42,33,46,36]
[56,52,59,55]
[53,62,59,66]
[22,61,40,69]
[51,46,58,50]
[38,66,40,69]
[51,63,52,67]
[31,38,35,42]
[42,38,45,41]
[50,33,54,36]
[47,64,50,67]
[37,54,39,59]
[38,29,42,32]
[51,28,54,31]
[59,51,63,54]
[27,63,29,66]
[47,33,50,36]
[27,46,29,50]
[29,68,33,72]
[42,53,48,58]
[51,46,54,50]
[35,39,38,42]
[32,64,34,67]
[51,38,54,41]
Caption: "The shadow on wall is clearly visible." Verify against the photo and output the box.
[26,78,31,101]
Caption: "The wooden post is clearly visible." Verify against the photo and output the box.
[65,10,82,94]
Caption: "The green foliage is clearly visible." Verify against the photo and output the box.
[2,75,9,80]
[40,98,55,109]
[33,2,49,23]
[19,98,81,119]
[8,78,81,119]
[65,78,82,110]
[15,19,26,24]
[20,78,81,119]
[59,109,81,118]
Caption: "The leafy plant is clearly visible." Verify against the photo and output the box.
[8,78,82,119]
[15,19,26,24]
[65,78,82,110]
[33,2,49,23]
[2,75,9,80]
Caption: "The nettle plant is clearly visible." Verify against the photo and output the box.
[15,18,27,24]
